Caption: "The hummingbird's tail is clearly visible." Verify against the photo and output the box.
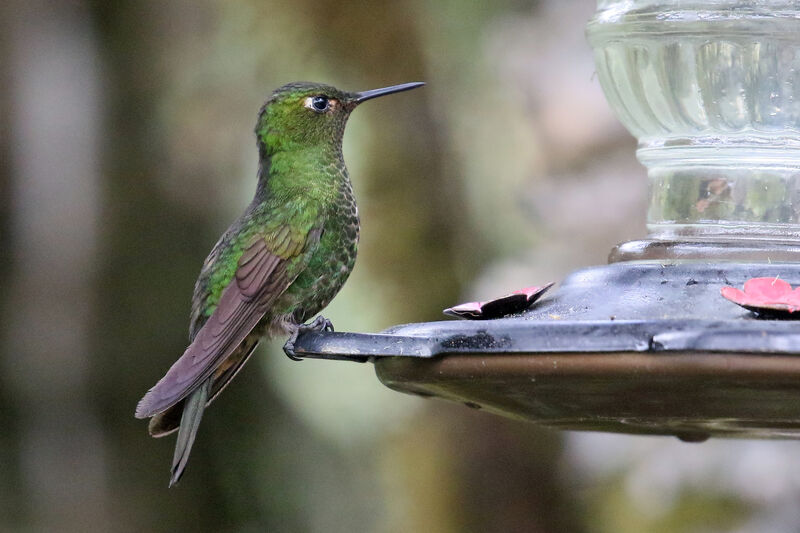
[169,378,212,487]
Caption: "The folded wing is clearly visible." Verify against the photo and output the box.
[136,227,320,419]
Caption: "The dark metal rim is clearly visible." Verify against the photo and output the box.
[292,319,800,362]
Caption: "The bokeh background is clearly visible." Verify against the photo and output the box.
[3,0,800,531]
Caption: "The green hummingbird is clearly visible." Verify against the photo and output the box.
[135,81,425,486]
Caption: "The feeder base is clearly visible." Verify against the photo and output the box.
[294,262,800,439]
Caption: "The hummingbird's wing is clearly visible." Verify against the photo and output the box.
[135,226,321,419]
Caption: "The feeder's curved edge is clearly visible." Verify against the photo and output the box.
[293,319,800,362]
[290,331,435,362]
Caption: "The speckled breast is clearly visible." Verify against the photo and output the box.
[278,178,360,325]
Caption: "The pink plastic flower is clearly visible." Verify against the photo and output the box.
[720,277,800,315]
[444,283,554,320]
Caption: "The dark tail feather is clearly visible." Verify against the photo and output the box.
[169,379,211,487]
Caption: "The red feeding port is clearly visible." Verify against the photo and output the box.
[721,277,800,315]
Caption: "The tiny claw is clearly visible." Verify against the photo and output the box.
[307,315,334,333]
[282,340,301,361]
[282,338,303,361]
[283,316,336,361]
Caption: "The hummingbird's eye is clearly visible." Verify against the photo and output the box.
[306,96,331,113]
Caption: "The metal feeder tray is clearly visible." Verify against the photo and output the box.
[293,262,800,441]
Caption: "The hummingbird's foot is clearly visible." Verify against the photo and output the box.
[282,316,335,361]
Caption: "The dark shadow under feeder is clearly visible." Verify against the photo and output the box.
[294,2,800,441]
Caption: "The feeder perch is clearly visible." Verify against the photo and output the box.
[294,0,800,441]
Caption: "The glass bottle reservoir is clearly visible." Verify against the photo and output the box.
[588,0,800,244]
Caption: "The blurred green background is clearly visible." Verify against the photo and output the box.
[3,1,800,532]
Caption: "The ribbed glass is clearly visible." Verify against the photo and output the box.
[588,1,800,240]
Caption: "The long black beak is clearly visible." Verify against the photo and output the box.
[354,82,425,104]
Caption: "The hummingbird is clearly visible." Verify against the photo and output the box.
[135,81,425,486]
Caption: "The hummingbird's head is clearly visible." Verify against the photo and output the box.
[255,81,424,155]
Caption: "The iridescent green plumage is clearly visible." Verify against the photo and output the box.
[135,81,424,486]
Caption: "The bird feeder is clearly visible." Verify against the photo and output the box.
[294,0,800,441]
